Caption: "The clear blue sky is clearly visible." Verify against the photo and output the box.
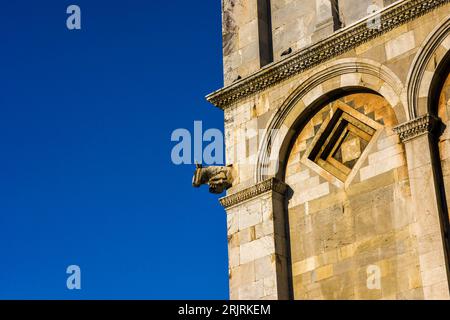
[0,1,228,299]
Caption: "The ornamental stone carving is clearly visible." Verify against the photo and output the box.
[393,114,444,142]
[219,178,287,208]
[192,164,235,194]
[206,0,449,109]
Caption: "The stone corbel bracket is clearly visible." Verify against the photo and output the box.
[219,178,288,209]
[393,114,445,142]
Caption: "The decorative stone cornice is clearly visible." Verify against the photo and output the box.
[393,114,443,142]
[206,0,449,110]
[219,178,287,209]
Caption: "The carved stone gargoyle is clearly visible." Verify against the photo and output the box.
[192,163,234,194]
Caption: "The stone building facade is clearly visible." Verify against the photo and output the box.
[203,0,450,299]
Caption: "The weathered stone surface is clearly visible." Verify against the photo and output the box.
[208,0,450,300]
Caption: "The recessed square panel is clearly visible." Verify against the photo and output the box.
[306,105,378,182]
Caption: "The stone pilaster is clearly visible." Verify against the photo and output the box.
[222,0,274,86]
[220,178,291,300]
[394,114,450,299]
[312,0,335,43]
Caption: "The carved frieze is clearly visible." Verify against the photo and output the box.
[219,178,287,209]
[207,0,449,109]
[393,114,443,142]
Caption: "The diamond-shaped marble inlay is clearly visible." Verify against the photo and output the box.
[338,134,361,163]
